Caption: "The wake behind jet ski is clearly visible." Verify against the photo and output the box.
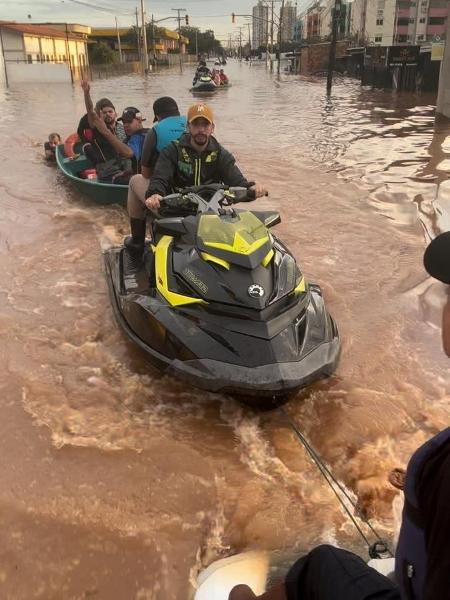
[104,185,340,400]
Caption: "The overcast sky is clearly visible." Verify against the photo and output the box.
[0,0,311,43]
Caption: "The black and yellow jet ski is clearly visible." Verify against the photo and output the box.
[104,185,340,399]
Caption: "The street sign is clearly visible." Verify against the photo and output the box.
[387,45,419,67]
[431,42,445,61]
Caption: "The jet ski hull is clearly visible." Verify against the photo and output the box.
[104,248,340,398]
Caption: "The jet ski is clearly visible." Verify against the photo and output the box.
[191,75,218,92]
[104,185,340,399]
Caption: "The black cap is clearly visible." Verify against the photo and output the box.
[117,106,144,123]
[424,231,450,284]
[95,97,115,112]
[152,96,179,122]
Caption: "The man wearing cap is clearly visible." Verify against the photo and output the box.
[81,80,131,183]
[145,102,267,213]
[124,97,187,266]
[90,106,147,165]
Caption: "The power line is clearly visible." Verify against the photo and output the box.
[63,0,135,16]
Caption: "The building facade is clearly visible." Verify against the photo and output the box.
[252,1,269,49]
[0,21,89,83]
[90,26,189,62]
[281,1,297,42]
[349,0,448,46]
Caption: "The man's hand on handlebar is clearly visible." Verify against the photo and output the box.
[248,183,268,199]
[145,194,163,211]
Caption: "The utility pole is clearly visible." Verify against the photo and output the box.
[277,0,284,76]
[115,16,123,63]
[247,21,251,57]
[65,22,74,84]
[140,0,149,73]
[172,8,186,73]
[195,29,198,57]
[135,7,141,64]
[359,0,367,45]
[327,0,341,94]
[270,0,274,71]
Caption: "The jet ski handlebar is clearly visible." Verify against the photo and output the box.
[158,185,266,218]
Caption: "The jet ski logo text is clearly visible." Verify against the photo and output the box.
[248,284,265,298]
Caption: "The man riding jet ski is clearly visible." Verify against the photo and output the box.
[104,184,340,398]
[105,103,339,399]
[192,62,217,92]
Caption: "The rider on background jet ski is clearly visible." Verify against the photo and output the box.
[125,103,267,265]
[193,61,212,85]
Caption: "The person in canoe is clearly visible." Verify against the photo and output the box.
[80,80,132,184]
[124,96,186,268]
[219,69,229,85]
[90,106,150,176]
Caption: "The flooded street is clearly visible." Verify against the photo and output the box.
[0,61,449,598]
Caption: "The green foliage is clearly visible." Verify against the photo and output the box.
[89,41,118,65]
[180,26,223,55]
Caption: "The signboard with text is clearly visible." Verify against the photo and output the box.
[387,46,420,67]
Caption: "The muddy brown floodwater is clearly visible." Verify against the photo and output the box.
[0,61,449,599]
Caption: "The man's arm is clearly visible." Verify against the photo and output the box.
[219,148,268,199]
[218,148,250,187]
[90,114,134,159]
[81,80,96,129]
[140,129,157,179]
[145,144,177,198]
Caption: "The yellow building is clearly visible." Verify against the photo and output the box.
[89,26,189,62]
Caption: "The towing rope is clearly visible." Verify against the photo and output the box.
[278,405,394,559]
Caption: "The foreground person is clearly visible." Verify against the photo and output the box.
[145,103,267,211]
[227,232,450,600]
[126,102,267,265]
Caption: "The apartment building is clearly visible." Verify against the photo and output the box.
[252,1,269,49]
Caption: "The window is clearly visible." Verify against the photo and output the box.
[27,54,32,63]
[376,18,384,25]
[397,34,408,42]
[375,35,382,42]
[429,16,445,25]
[397,17,410,25]
[417,34,424,40]
[419,17,426,22]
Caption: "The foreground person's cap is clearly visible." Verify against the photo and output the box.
[424,231,450,284]
[187,103,214,124]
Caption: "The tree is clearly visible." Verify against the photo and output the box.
[180,26,223,55]
[89,41,118,65]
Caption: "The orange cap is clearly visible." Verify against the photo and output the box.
[187,103,214,124]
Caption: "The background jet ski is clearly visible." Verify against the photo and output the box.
[104,185,340,401]
[191,75,218,92]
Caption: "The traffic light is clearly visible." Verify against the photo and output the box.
[185,14,189,25]
[232,12,235,23]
